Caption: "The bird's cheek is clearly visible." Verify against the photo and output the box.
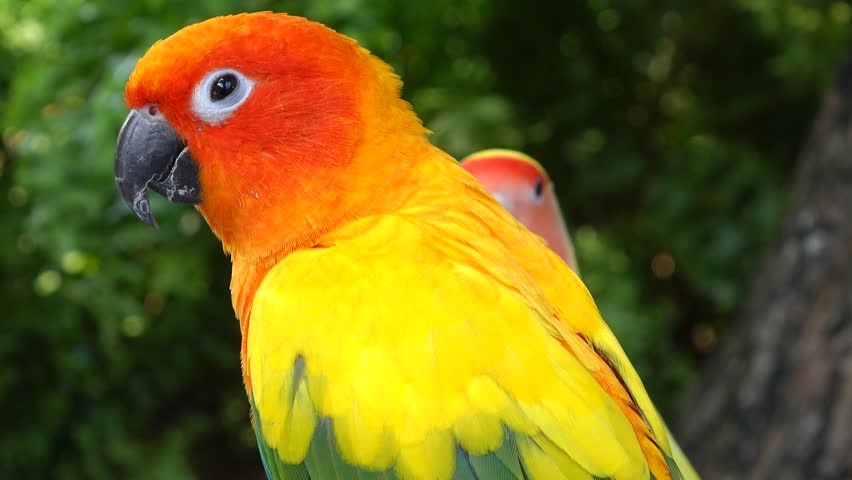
[491,191,514,213]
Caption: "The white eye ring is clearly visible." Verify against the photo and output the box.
[191,68,254,125]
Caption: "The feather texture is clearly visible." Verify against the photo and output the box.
[247,153,684,479]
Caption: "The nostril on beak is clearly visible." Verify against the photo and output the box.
[142,104,162,119]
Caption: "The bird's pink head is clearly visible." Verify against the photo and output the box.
[461,149,578,272]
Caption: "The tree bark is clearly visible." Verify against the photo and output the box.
[678,57,852,480]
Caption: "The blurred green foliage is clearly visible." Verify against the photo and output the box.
[1,0,849,478]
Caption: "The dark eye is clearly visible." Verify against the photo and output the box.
[210,73,238,101]
[533,176,544,199]
[192,69,254,124]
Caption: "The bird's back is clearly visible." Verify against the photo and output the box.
[245,150,684,479]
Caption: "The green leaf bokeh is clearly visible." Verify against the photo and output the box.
[2,1,849,478]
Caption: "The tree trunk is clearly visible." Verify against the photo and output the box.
[678,57,852,480]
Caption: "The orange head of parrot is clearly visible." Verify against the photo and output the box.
[114,12,426,261]
[460,149,578,271]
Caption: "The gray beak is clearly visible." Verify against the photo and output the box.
[114,108,201,228]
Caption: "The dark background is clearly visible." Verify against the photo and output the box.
[2,1,850,478]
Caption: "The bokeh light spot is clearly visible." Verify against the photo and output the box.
[61,251,86,274]
[692,323,718,353]
[651,252,676,279]
[144,292,165,316]
[34,270,62,296]
[8,186,28,207]
[122,315,146,337]
[179,211,202,236]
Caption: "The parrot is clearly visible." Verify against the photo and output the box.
[113,12,698,480]
[459,149,579,273]
[461,149,699,480]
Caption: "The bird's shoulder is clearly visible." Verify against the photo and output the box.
[247,204,653,479]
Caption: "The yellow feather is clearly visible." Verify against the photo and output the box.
[517,435,591,479]
[453,411,504,455]
[395,429,455,480]
[333,407,397,469]
[246,149,687,479]
[278,380,317,463]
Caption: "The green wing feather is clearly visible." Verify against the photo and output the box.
[252,400,537,480]
[252,399,311,480]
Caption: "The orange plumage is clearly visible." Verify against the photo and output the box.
[126,13,428,377]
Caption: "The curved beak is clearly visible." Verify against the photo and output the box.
[114,108,201,228]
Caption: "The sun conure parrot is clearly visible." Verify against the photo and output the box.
[113,12,698,480]
[460,149,579,273]
[461,149,699,480]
